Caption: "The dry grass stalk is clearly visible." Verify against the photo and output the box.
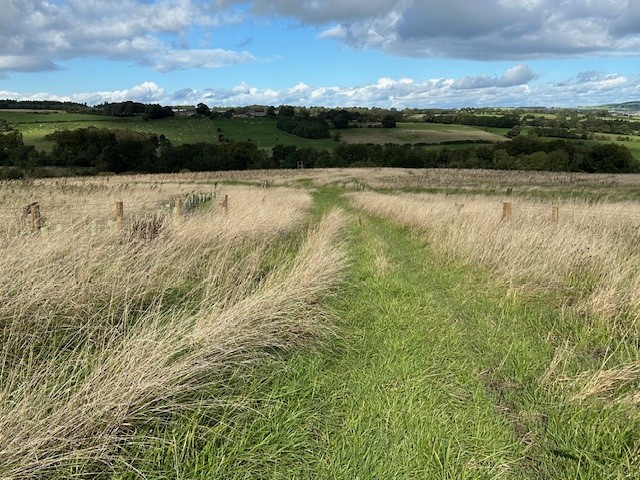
[569,362,640,403]
[346,191,640,331]
[0,180,344,478]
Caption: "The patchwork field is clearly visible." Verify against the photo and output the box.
[1,112,335,151]
[1,168,640,478]
[2,111,504,153]
[4,111,640,166]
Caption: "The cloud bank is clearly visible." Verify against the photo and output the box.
[2,0,639,77]
[0,0,252,74]
[260,0,640,59]
[1,67,637,109]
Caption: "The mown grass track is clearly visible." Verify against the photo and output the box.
[110,187,640,478]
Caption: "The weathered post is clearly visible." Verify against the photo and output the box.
[552,206,559,222]
[115,201,124,229]
[222,194,228,213]
[502,202,512,220]
[175,197,183,216]
[30,203,41,232]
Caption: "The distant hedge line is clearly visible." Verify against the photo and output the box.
[1,127,638,178]
[276,116,331,139]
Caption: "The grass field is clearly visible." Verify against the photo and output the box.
[1,169,640,478]
[4,111,640,164]
[2,113,224,151]
[210,117,337,150]
[3,111,506,153]
[340,122,507,145]
[1,112,336,151]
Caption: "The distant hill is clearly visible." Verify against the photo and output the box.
[602,101,640,112]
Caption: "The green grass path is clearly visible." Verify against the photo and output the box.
[305,212,528,478]
[120,190,640,478]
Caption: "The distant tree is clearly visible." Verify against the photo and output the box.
[266,106,276,117]
[326,109,351,129]
[0,131,24,150]
[196,103,211,117]
[276,116,330,139]
[278,105,295,118]
[381,114,397,128]
[588,143,638,173]
[331,111,350,129]
[144,104,174,120]
[272,144,298,168]
[506,125,521,138]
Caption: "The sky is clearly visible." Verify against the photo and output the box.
[0,0,639,109]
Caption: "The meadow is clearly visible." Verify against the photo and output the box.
[339,122,507,145]
[3,111,506,153]
[1,168,640,478]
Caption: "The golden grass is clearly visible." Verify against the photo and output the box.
[143,168,640,201]
[0,177,346,478]
[346,191,640,330]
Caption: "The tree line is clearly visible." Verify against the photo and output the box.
[0,99,174,119]
[1,126,638,179]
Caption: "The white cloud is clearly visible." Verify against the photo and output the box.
[247,0,640,59]
[452,64,537,89]
[0,0,253,74]
[3,66,637,109]
[0,81,167,105]
[3,0,639,79]
[151,49,254,72]
[247,0,405,24]
[0,56,60,72]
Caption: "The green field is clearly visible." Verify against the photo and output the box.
[3,111,507,153]
[340,122,507,145]
[2,113,224,151]
[1,112,337,152]
[3,110,640,162]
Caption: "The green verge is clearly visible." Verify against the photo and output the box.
[109,188,640,479]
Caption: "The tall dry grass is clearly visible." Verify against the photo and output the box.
[0,178,346,478]
[347,191,640,330]
[165,168,640,201]
[348,191,640,404]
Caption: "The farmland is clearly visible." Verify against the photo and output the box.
[1,110,506,152]
[1,168,640,478]
[339,122,507,144]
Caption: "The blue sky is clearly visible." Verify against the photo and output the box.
[1,0,639,108]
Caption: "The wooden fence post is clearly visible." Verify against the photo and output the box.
[115,201,123,228]
[502,202,512,220]
[30,203,41,232]
[552,206,559,222]
[222,194,228,213]
[175,197,183,216]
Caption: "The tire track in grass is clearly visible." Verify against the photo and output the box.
[116,190,640,479]
[332,205,640,479]
[313,212,528,479]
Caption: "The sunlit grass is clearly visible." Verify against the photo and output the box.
[0,177,348,478]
